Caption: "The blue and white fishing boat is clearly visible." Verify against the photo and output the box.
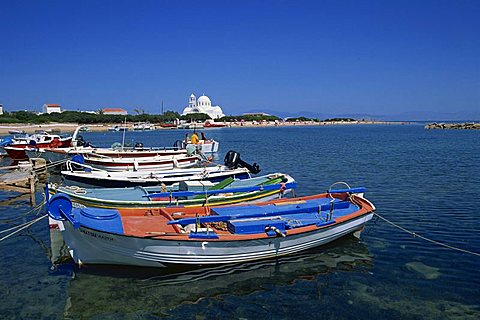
[49,173,296,208]
[78,153,202,172]
[61,150,261,187]
[60,162,253,187]
[47,184,375,268]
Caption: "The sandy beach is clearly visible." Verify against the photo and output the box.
[0,120,405,135]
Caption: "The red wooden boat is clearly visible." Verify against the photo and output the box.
[204,120,227,128]
[159,123,177,128]
[3,132,72,160]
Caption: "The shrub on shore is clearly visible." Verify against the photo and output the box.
[0,110,181,124]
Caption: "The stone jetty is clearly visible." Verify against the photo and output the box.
[425,122,480,130]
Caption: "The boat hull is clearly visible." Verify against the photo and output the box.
[82,155,200,171]
[198,141,219,153]
[51,187,291,209]
[30,147,189,163]
[61,168,251,188]
[4,138,72,160]
[3,147,29,160]
[58,213,373,267]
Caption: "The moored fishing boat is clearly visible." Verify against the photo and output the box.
[78,153,201,171]
[47,184,375,267]
[49,173,296,208]
[61,162,253,187]
[108,125,128,132]
[177,122,204,129]
[8,129,26,134]
[61,150,260,187]
[132,122,155,131]
[2,132,73,160]
[204,120,227,128]
[193,139,219,153]
[173,138,219,153]
[159,123,177,128]
[26,146,190,163]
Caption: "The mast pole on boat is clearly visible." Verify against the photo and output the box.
[121,116,127,151]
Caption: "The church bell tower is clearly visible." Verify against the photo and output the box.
[189,94,196,108]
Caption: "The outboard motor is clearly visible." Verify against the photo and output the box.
[224,150,261,174]
[224,150,239,168]
[76,135,86,147]
[74,135,93,148]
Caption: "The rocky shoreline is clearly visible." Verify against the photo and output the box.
[424,122,480,130]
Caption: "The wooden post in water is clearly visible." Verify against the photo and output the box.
[0,161,40,207]
[29,170,35,206]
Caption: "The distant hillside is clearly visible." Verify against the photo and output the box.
[243,109,480,122]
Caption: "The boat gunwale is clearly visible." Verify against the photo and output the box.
[49,174,295,208]
[68,210,373,243]
[55,193,375,242]
[50,189,288,208]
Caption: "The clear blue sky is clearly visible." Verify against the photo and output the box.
[1,0,479,119]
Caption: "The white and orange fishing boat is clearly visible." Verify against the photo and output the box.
[47,183,375,268]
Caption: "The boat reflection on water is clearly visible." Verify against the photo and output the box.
[49,228,70,267]
[49,230,373,318]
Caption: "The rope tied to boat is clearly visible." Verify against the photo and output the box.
[42,158,69,170]
[374,212,480,258]
[0,194,46,224]
[203,188,209,207]
[0,214,48,242]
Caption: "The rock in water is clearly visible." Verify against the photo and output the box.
[405,261,441,280]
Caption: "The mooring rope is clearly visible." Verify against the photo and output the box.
[0,199,46,223]
[0,214,48,242]
[44,158,68,169]
[32,158,68,172]
[374,212,480,257]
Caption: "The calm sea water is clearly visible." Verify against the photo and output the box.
[0,125,479,319]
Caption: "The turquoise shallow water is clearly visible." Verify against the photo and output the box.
[0,125,479,319]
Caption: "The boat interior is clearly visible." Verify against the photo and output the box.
[66,192,372,240]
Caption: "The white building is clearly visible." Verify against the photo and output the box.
[182,94,225,119]
[43,104,62,114]
[0,104,3,115]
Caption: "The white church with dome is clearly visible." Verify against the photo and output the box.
[181,93,225,119]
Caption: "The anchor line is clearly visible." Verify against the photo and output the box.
[43,158,69,170]
[30,158,68,173]
[0,203,46,233]
[0,199,46,224]
[0,214,48,242]
[373,212,480,257]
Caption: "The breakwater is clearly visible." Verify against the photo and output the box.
[425,122,480,130]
